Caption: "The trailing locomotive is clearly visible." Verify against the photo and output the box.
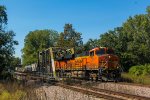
[37,47,121,81]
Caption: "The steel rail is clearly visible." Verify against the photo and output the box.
[57,83,150,100]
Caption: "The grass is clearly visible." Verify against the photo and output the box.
[0,80,39,100]
[121,72,150,85]
[0,81,26,100]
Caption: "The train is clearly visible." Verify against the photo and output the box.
[37,47,121,81]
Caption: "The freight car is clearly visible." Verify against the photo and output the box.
[37,47,121,81]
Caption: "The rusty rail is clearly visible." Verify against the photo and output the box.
[56,83,150,100]
[57,83,123,100]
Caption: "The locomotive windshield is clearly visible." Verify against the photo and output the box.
[96,48,105,55]
[96,48,114,55]
[106,49,114,54]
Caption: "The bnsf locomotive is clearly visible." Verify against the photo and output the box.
[38,47,121,81]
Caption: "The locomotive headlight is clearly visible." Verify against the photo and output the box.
[108,56,111,59]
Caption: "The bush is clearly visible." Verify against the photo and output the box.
[121,73,150,85]
[0,83,26,100]
[0,90,11,100]
[129,64,150,76]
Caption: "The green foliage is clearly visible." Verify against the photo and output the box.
[22,29,58,65]
[122,73,150,85]
[129,65,143,76]
[84,39,99,51]
[0,83,26,100]
[0,90,11,100]
[10,56,21,69]
[57,24,83,53]
[0,5,18,76]
[122,14,150,65]
[99,28,121,48]
[0,5,7,29]
[129,64,150,76]
[118,13,150,69]
[146,6,150,15]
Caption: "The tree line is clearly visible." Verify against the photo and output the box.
[0,5,20,78]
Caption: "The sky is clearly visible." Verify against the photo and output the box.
[0,0,150,58]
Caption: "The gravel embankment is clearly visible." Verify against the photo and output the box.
[94,82,150,98]
[35,85,105,100]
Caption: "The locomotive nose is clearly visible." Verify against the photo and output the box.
[99,54,119,69]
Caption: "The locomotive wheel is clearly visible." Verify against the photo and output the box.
[90,73,97,82]
[96,77,98,82]
[114,79,118,83]
[100,78,104,82]
[102,76,108,82]
[85,71,90,81]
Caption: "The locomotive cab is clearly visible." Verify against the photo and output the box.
[89,47,119,69]
[88,47,120,81]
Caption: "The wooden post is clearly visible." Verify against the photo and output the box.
[49,47,56,78]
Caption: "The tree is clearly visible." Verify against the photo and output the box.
[0,5,18,76]
[10,57,21,69]
[22,29,58,65]
[146,6,150,16]
[57,24,83,53]
[122,14,150,66]
[84,39,99,51]
[0,5,7,30]
[99,29,119,48]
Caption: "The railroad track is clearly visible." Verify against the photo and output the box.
[56,83,150,100]
[14,72,150,99]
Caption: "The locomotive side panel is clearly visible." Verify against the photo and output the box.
[73,57,88,70]
[86,48,100,70]
[86,56,99,70]
[55,61,67,70]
